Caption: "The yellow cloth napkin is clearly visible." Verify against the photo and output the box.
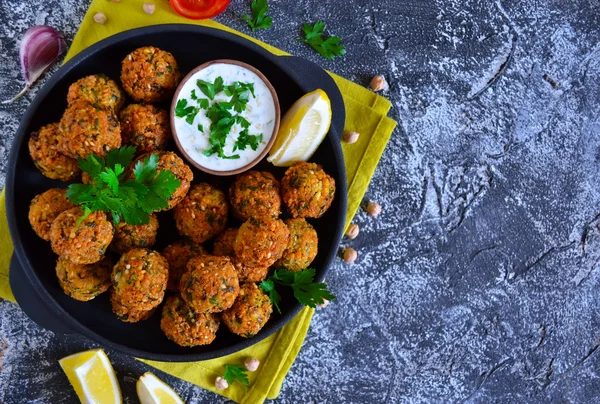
[0,0,397,402]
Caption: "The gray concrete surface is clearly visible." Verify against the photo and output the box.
[2,0,600,402]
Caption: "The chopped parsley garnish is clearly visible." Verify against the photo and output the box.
[175,76,264,159]
[259,268,336,314]
[223,364,250,390]
[66,146,181,225]
[298,21,346,60]
[243,0,273,31]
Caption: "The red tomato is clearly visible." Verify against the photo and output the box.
[169,0,231,20]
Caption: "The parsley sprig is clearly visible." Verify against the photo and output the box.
[260,268,336,313]
[66,146,181,225]
[175,77,263,159]
[298,21,346,60]
[223,365,250,390]
[243,0,273,31]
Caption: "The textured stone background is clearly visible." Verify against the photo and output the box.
[2,0,600,402]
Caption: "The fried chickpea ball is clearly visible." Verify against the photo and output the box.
[57,101,121,159]
[174,183,228,243]
[50,207,113,264]
[212,228,239,257]
[275,218,318,271]
[221,283,273,338]
[180,255,239,314]
[29,123,80,181]
[120,46,181,103]
[110,290,156,323]
[130,151,193,210]
[111,248,168,311]
[120,104,171,154]
[162,239,208,291]
[110,214,159,254]
[233,259,269,283]
[67,74,125,113]
[229,171,281,220]
[29,188,75,241]
[281,162,336,218]
[234,216,289,268]
[55,256,112,301]
[161,295,220,347]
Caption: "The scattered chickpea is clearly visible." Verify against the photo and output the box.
[143,2,156,14]
[215,376,229,391]
[367,201,382,217]
[318,299,330,308]
[93,12,107,24]
[343,247,357,263]
[370,75,388,92]
[244,357,260,372]
[343,131,360,144]
[345,223,359,240]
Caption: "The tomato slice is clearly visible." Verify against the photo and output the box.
[169,0,231,20]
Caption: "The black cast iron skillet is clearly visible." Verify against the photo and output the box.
[5,24,347,361]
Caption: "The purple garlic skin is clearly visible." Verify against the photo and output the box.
[3,25,66,104]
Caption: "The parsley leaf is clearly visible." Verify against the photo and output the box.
[67,148,181,225]
[198,98,210,109]
[234,129,262,152]
[298,21,346,60]
[260,268,336,313]
[243,0,273,31]
[185,107,200,125]
[197,123,204,132]
[197,77,224,100]
[223,365,250,390]
[190,89,197,100]
[175,99,195,117]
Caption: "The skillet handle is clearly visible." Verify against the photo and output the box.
[277,56,346,141]
[9,254,75,335]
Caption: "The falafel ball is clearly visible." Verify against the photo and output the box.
[229,171,281,220]
[281,162,335,218]
[50,207,113,264]
[55,256,112,301]
[275,218,318,271]
[120,46,181,103]
[67,74,125,113]
[110,290,156,323]
[212,228,239,257]
[162,239,208,291]
[161,295,220,347]
[29,123,80,181]
[110,214,159,254]
[234,216,289,268]
[29,188,75,241]
[120,104,171,154]
[180,255,239,313]
[130,151,193,210]
[233,259,269,283]
[111,248,168,311]
[174,183,228,243]
[57,101,121,159]
[221,283,273,338]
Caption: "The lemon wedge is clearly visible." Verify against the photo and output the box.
[137,372,184,404]
[59,348,122,404]
[268,88,332,167]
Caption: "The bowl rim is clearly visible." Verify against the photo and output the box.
[6,23,347,362]
[170,59,281,176]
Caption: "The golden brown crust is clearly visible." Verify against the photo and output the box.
[234,216,289,268]
[281,162,335,218]
[111,214,159,254]
[162,239,208,291]
[55,256,112,301]
[67,74,125,113]
[174,183,228,243]
[110,289,156,323]
[29,188,75,241]
[229,171,281,220]
[275,218,318,271]
[119,104,171,154]
[120,46,181,103]
[221,283,273,338]
[50,207,113,264]
[29,123,80,181]
[160,295,220,347]
[212,228,239,257]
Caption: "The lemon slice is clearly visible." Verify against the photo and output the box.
[59,348,122,404]
[268,88,332,167]
[137,372,184,404]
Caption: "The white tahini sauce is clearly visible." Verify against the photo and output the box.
[173,63,276,171]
